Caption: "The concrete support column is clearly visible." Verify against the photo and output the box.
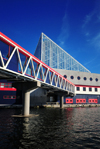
[12,81,41,116]
[60,96,64,109]
[22,91,30,116]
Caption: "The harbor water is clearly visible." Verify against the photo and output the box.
[0,107,100,148]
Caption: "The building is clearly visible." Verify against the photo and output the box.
[0,32,100,105]
[0,81,17,104]
[34,33,90,72]
[1,32,75,106]
[54,69,100,104]
[34,33,100,104]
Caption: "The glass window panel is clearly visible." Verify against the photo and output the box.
[83,87,86,91]
[89,88,92,91]
[34,33,90,72]
[95,88,98,92]
[77,87,80,91]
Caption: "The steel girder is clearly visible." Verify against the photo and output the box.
[0,32,75,94]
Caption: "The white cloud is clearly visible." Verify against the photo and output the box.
[85,32,90,37]
[84,56,98,66]
[82,13,94,29]
[81,2,100,67]
[95,14,100,24]
[82,1,100,52]
[58,13,69,48]
[82,0,100,29]
[91,33,100,49]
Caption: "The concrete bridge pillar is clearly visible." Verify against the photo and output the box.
[22,91,30,116]
[60,96,64,109]
[12,81,41,116]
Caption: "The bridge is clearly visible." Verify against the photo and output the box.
[0,32,75,116]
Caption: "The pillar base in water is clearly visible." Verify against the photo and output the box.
[60,96,64,109]
[11,114,39,118]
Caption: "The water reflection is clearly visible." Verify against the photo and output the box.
[0,107,100,148]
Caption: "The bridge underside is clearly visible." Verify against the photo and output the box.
[0,69,75,116]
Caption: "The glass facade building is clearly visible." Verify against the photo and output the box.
[34,33,90,73]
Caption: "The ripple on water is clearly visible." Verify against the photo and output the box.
[0,107,100,148]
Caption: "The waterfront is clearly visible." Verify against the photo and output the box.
[0,107,100,148]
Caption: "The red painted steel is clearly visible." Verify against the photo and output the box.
[75,85,100,88]
[66,98,73,103]
[76,99,86,103]
[88,99,98,103]
[0,32,75,86]
[0,88,16,91]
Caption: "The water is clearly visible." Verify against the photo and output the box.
[0,107,100,149]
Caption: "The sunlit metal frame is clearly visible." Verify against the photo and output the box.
[0,32,75,94]
[34,33,90,73]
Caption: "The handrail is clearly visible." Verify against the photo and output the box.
[0,32,75,93]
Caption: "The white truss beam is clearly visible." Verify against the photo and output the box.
[0,32,75,94]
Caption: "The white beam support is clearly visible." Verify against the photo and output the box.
[0,33,75,95]
[31,59,35,77]
[0,51,4,67]
[44,68,49,83]
[35,63,41,79]
[5,47,17,69]
[16,48,23,73]
[23,57,31,75]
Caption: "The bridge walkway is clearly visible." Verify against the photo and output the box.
[0,32,75,116]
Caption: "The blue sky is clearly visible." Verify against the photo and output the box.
[0,0,100,73]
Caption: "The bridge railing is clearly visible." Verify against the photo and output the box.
[0,32,75,93]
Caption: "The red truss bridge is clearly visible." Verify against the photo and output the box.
[0,32,75,116]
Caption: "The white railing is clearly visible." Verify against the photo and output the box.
[0,32,75,94]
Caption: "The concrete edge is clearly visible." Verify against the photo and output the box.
[11,114,39,118]
[0,104,100,109]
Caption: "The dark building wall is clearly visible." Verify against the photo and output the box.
[30,88,49,106]
[0,91,16,104]
[64,94,100,104]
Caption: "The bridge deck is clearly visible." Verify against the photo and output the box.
[0,32,75,95]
